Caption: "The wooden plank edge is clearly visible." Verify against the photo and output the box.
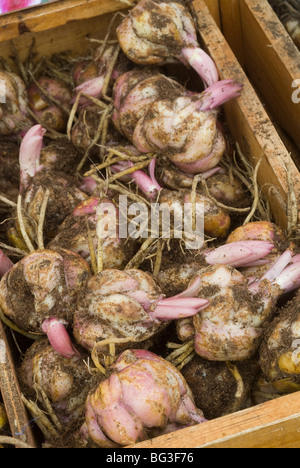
[0,0,128,43]
[129,391,300,448]
[191,0,300,230]
[219,0,245,66]
[239,0,300,151]
[203,0,221,28]
[243,0,300,77]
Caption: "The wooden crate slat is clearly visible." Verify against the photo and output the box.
[0,13,122,68]
[0,0,128,43]
[192,0,300,231]
[218,0,245,66]
[203,0,221,28]
[234,0,300,151]
[131,391,300,448]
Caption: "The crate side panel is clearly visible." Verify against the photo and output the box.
[0,12,122,69]
[191,0,300,231]
[0,0,127,43]
[131,391,300,448]
[240,0,300,150]
[219,0,245,66]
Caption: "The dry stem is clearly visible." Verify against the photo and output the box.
[106,157,155,185]
[166,340,195,369]
[225,361,245,415]
[0,306,41,340]
[0,193,17,208]
[76,104,113,174]
[21,394,59,441]
[124,237,157,270]
[28,70,71,116]
[27,107,66,140]
[0,241,27,257]
[97,208,104,274]
[0,436,34,448]
[101,45,121,101]
[234,143,270,223]
[33,383,62,432]
[17,195,35,252]
[10,40,28,85]
[91,337,137,373]
[243,155,263,225]
[37,188,50,250]
[84,148,150,177]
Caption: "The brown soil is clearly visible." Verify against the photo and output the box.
[181,354,260,419]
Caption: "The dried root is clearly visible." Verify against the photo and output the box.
[0,306,42,340]
[166,340,195,370]
[0,436,34,449]
[17,195,35,253]
[224,143,271,223]
[224,361,245,415]
[91,337,139,373]
[21,394,60,443]
[33,383,63,433]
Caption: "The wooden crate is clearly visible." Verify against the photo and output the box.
[0,0,300,449]
[219,0,300,167]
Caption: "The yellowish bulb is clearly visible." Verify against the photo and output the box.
[0,403,8,431]
[278,351,300,375]
[7,227,29,252]
[273,378,300,394]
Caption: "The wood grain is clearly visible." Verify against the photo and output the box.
[218,0,244,66]
[192,0,300,231]
[130,392,300,448]
[238,0,300,151]
[203,0,221,28]
[0,0,128,43]
[0,13,123,68]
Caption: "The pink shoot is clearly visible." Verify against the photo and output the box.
[173,276,203,299]
[148,159,162,191]
[198,80,243,112]
[152,297,209,321]
[204,241,274,268]
[291,254,300,263]
[181,47,219,87]
[19,124,46,192]
[72,76,105,106]
[80,177,98,194]
[73,197,99,217]
[248,250,300,295]
[241,259,271,268]
[200,166,224,179]
[272,262,300,293]
[110,160,162,200]
[42,317,80,359]
[261,249,293,283]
